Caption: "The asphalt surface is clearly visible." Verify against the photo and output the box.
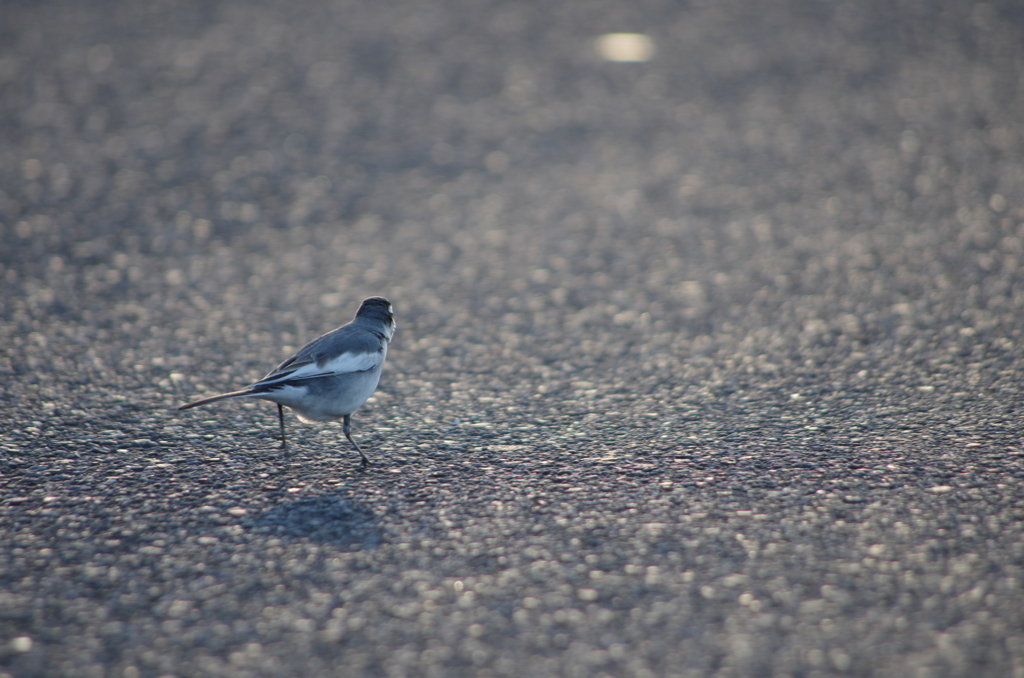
[3,1,1024,676]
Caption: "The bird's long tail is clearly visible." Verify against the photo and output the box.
[178,388,257,410]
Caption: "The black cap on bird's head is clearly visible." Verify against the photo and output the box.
[355,296,394,325]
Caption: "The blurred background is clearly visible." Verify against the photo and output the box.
[3,1,1024,676]
[4,0,1022,413]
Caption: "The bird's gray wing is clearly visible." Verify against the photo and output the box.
[255,327,384,387]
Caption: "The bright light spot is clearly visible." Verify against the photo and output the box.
[485,150,510,174]
[23,158,42,180]
[595,33,655,62]
[307,61,339,89]
[87,44,113,73]
[321,292,344,308]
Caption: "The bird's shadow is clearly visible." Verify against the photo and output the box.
[249,494,382,548]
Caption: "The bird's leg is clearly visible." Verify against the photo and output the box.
[343,414,370,467]
[277,403,288,449]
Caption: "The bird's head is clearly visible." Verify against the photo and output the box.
[356,296,395,337]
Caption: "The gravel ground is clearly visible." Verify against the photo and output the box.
[3,1,1024,677]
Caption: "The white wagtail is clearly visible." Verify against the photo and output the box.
[179,296,395,466]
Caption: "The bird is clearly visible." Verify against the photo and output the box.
[178,296,395,466]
